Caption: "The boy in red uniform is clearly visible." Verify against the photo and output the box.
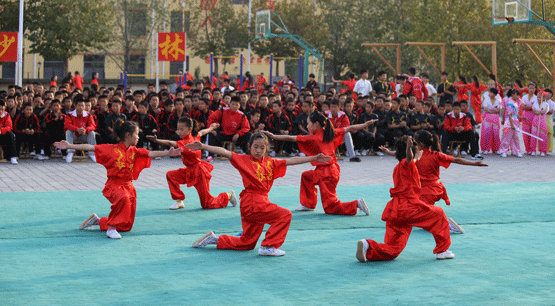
[64,98,97,163]
[265,112,375,215]
[55,120,182,239]
[356,136,454,262]
[207,96,251,153]
[441,102,482,160]
[147,118,236,210]
[189,133,332,256]
[0,100,18,164]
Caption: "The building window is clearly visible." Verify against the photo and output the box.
[129,9,147,37]
[171,10,190,33]
[127,54,146,80]
[229,0,248,4]
[170,56,189,76]
[2,62,15,79]
[43,58,65,80]
[84,55,105,80]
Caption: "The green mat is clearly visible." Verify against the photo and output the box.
[1,182,554,305]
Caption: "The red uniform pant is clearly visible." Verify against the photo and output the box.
[166,168,229,209]
[99,184,137,232]
[217,200,292,250]
[300,167,357,215]
[364,204,451,261]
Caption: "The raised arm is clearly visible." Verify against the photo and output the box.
[285,153,331,166]
[185,141,233,159]
[452,157,488,167]
[54,140,95,152]
[405,136,414,164]
[146,135,178,148]
[263,130,297,142]
[198,123,220,137]
[343,119,378,133]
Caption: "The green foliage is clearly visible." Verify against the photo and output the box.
[25,0,114,70]
[0,1,19,32]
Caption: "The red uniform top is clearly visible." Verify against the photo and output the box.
[443,112,472,132]
[382,160,424,222]
[230,152,287,213]
[73,75,84,91]
[91,79,99,87]
[0,111,13,134]
[455,82,469,101]
[64,110,96,136]
[415,148,453,205]
[466,83,487,103]
[407,77,428,101]
[324,110,350,129]
[296,128,345,166]
[207,108,250,136]
[50,81,57,88]
[94,143,151,187]
[175,134,215,187]
[496,83,504,98]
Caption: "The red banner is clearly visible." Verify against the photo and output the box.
[0,32,18,62]
[158,33,186,62]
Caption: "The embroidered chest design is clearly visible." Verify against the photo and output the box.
[251,159,273,182]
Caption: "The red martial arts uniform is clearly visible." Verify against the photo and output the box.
[166,134,229,209]
[216,153,292,250]
[466,83,487,124]
[363,159,451,261]
[415,148,454,206]
[94,143,151,232]
[296,128,358,215]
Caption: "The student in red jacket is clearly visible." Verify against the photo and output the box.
[0,100,18,164]
[441,102,482,160]
[207,96,251,153]
[356,136,454,262]
[64,97,97,163]
[189,132,331,256]
[55,120,182,239]
[14,102,42,159]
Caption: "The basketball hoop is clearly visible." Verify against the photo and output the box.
[492,15,515,23]
[249,32,264,39]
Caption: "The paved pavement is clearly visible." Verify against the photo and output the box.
[0,151,553,193]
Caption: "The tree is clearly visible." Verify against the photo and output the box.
[0,1,19,32]
[187,0,249,77]
[25,0,114,73]
[105,0,168,76]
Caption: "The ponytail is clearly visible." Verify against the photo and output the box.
[114,119,137,142]
[178,117,199,137]
[309,112,335,143]
[416,130,441,152]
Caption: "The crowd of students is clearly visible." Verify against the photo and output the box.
[0,67,554,166]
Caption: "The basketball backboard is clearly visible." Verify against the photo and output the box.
[255,10,271,39]
[492,0,532,25]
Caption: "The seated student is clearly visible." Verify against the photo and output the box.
[459,99,480,156]
[0,100,18,164]
[432,103,446,135]
[64,97,97,163]
[406,94,418,116]
[248,109,265,133]
[355,95,369,117]
[94,95,111,144]
[147,94,162,118]
[157,99,174,140]
[14,102,43,159]
[384,97,410,146]
[283,98,298,129]
[62,96,73,115]
[104,98,127,144]
[409,100,434,134]
[5,95,20,120]
[121,95,138,119]
[168,98,189,141]
[326,99,360,162]
[185,95,196,117]
[207,96,251,153]
[441,101,483,160]
[84,99,103,145]
[132,101,160,151]
[43,99,67,160]
[267,100,293,156]
[238,91,255,114]
[357,101,385,155]
[256,94,273,127]
[193,98,213,133]
[295,100,313,137]
[321,101,331,113]
[373,96,389,138]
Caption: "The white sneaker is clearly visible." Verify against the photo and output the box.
[169,200,184,210]
[481,151,488,155]
[30,151,36,157]
[376,151,384,156]
[298,152,306,157]
[501,153,507,158]
[107,229,122,239]
[355,150,361,156]
[517,153,523,158]
[42,156,49,160]
[461,151,467,156]
[295,205,314,211]
[540,153,546,157]
[258,246,285,256]
[34,154,45,160]
[66,152,73,163]
[88,153,96,162]
[357,198,369,215]
[471,154,484,160]
[228,189,238,207]
[356,239,369,263]
[10,157,18,164]
[361,149,369,156]
[192,231,218,248]
[531,152,536,156]
[448,217,465,234]
[79,213,100,230]
[436,250,455,260]
[453,149,458,155]
[270,151,276,157]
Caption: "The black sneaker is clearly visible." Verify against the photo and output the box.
[349,157,361,162]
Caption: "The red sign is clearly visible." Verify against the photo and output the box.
[158,33,186,62]
[0,32,18,62]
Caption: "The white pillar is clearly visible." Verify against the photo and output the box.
[16,0,24,86]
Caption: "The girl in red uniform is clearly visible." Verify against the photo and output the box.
[147,118,237,210]
[188,133,331,256]
[264,112,376,216]
[456,76,487,124]
[54,120,182,239]
[356,136,454,262]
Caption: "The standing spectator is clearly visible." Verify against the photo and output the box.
[73,71,84,91]
[353,69,373,97]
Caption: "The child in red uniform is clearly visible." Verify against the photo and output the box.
[189,133,332,256]
[54,120,182,239]
[356,136,454,262]
[147,118,237,210]
[265,112,375,215]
